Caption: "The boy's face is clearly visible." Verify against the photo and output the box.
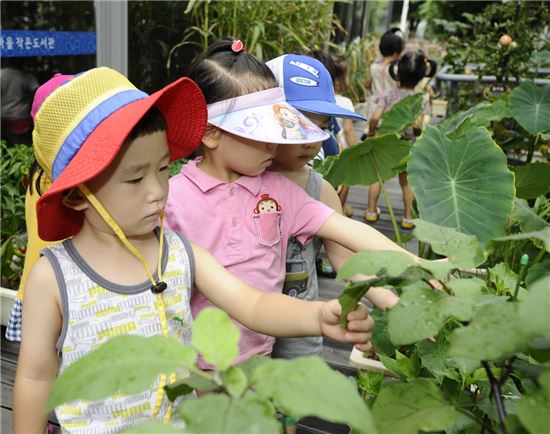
[84,130,170,237]
[300,111,331,130]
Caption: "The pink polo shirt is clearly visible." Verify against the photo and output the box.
[165,159,334,364]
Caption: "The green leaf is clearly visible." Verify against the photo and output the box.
[337,250,414,279]
[378,93,424,135]
[512,198,549,232]
[396,349,421,379]
[252,357,376,433]
[192,308,240,371]
[224,366,248,398]
[325,134,412,187]
[48,335,197,410]
[179,392,279,433]
[408,126,515,246]
[516,370,550,434]
[378,353,404,378]
[442,98,510,139]
[124,422,181,433]
[163,381,194,402]
[372,379,459,434]
[237,355,269,381]
[526,260,550,287]
[511,162,550,199]
[519,275,550,337]
[371,308,399,356]
[449,302,525,360]
[388,287,476,345]
[488,262,519,293]
[495,227,550,252]
[413,220,485,267]
[356,370,384,397]
[509,81,550,135]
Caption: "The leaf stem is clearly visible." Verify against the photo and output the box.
[526,133,540,164]
[369,154,402,245]
[482,361,508,434]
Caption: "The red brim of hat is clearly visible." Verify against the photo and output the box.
[37,76,207,241]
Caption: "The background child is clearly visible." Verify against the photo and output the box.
[13,67,372,433]
[366,51,437,229]
[165,40,414,369]
[366,27,405,119]
[307,51,359,219]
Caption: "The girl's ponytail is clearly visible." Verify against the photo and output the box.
[389,59,400,82]
[424,58,437,78]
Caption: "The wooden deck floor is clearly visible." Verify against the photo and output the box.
[1,180,414,433]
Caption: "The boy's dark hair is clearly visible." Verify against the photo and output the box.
[189,39,277,104]
[379,27,405,57]
[30,106,166,195]
[308,50,337,81]
[389,51,437,88]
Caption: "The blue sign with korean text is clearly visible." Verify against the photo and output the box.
[0,30,96,57]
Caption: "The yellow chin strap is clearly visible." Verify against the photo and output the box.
[78,184,174,421]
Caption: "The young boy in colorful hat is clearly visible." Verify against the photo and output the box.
[12,67,374,433]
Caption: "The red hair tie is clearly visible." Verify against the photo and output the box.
[231,40,244,53]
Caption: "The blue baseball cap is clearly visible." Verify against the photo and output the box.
[266,54,366,121]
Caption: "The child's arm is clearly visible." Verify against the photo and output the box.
[368,107,384,136]
[342,118,357,148]
[13,257,62,433]
[319,179,399,310]
[192,242,373,352]
[317,211,416,261]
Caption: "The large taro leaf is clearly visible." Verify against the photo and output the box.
[509,80,550,135]
[48,335,197,410]
[192,308,240,371]
[496,226,550,253]
[371,379,459,434]
[408,126,514,246]
[325,134,412,187]
[511,162,550,199]
[179,392,279,433]
[377,93,424,135]
[441,97,510,139]
[252,356,376,433]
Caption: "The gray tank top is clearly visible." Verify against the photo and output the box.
[272,169,324,358]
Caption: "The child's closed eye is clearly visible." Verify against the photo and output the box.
[159,165,168,172]
[126,177,143,184]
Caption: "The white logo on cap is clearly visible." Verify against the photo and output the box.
[290,76,318,87]
[289,60,320,77]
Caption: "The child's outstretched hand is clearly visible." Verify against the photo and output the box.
[320,300,374,353]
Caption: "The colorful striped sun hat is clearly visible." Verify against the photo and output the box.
[33,67,207,241]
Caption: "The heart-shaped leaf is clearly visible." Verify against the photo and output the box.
[325,134,412,187]
[408,126,515,245]
[372,379,459,434]
[48,335,196,410]
[253,357,376,433]
[511,162,550,199]
[509,80,550,135]
[192,308,240,371]
[378,93,424,135]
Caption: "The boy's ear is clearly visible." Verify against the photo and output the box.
[202,125,223,150]
[62,188,89,211]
